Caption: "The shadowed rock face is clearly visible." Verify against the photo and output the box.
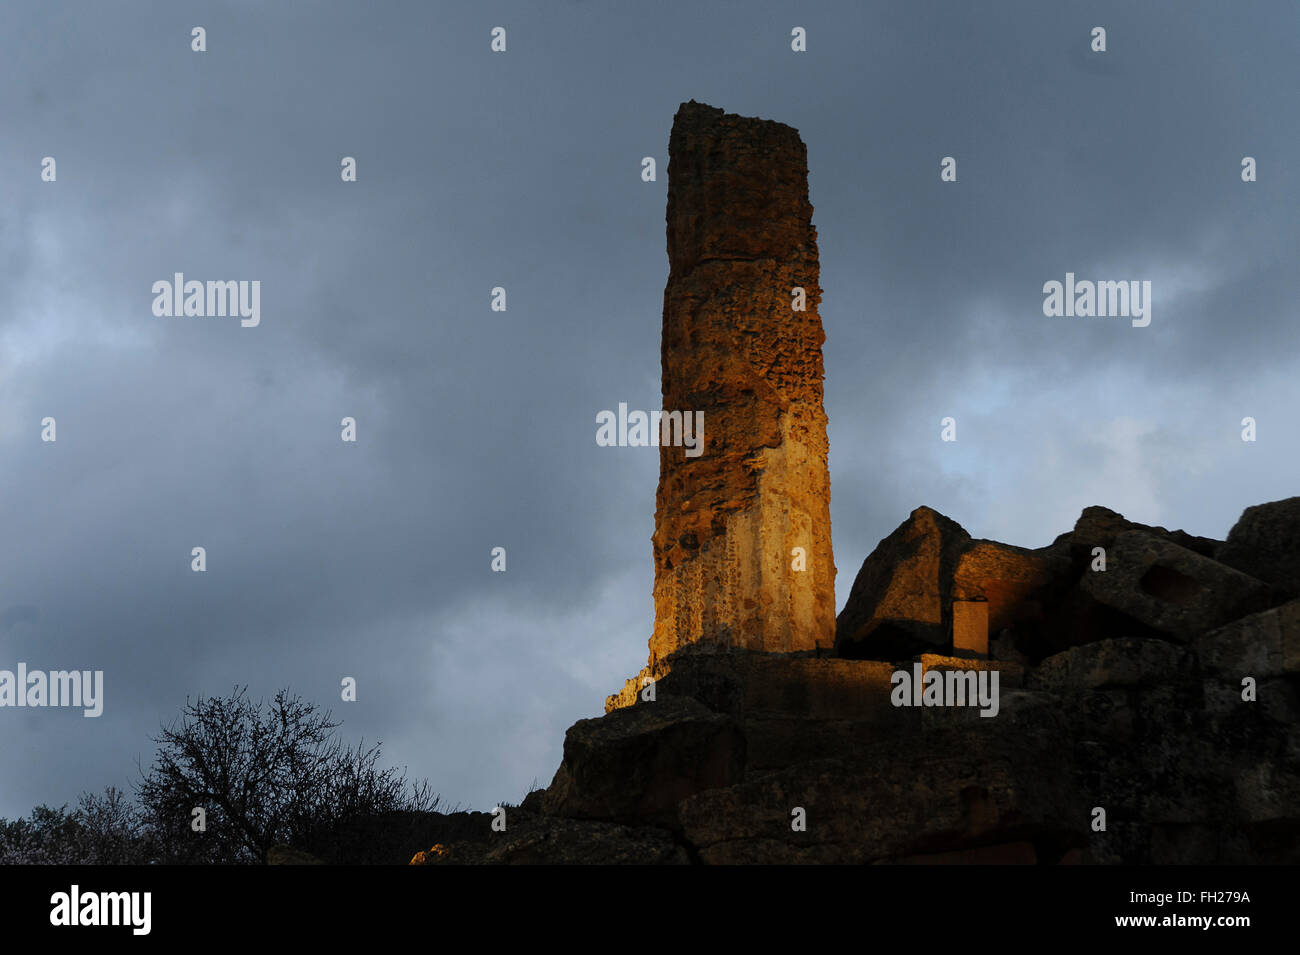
[520,500,1299,866]
[1216,497,1300,595]
[834,506,1068,660]
[834,507,970,659]
[651,100,835,664]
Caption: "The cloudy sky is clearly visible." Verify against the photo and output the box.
[1,0,1296,818]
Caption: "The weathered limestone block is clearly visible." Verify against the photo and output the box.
[741,656,899,720]
[1028,637,1190,691]
[740,718,880,773]
[1034,506,1221,653]
[605,663,663,713]
[952,598,989,655]
[835,506,970,658]
[836,507,1070,660]
[600,649,906,772]
[651,101,835,664]
[1216,497,1300,595]
[607,646,748,715]
[1067,505,1220,565]
[1079,530,1282,640]
[608,647,901,723]
[952,541,1069,635]
[678,691,1084,864]
[1234,763,1300,828]
[541,696,745,827]
[1194,598,1300,679]
[919,653,1024,689]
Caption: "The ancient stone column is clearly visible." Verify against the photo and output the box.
[649,100,835,665]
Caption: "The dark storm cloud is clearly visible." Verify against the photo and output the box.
[1,0,1296,816]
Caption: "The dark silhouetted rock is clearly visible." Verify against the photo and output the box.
[677,690,1085,864]
[1080,530,1283,640]
[1194,598,1300,680]
[1028,637,1189,691]
[836,507,1072,660]
[835,506,970,658]
[409,814,689,865]
[1216,497,1300,595]
[266,844,324,865]
[1068,505,1220,566]
[542,696,745,827]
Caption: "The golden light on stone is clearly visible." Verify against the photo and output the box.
[953,597,989,657]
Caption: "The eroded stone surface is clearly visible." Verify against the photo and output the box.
[1194,598,1300,679]
[542,696,745,827]
[1068,505,1221,565]
[1028,638,1189,691]
[953,541,1069,635]
[1216,497,1300,595]
[678,691,1084,864]
[651,101,835,664]
[834,506,970,658]
[835,507,1068,659]
[1079,530,1282,640]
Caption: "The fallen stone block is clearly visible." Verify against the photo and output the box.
[1079,530,1281,640]
[953,541,1070,635]
[1195,598,1300,679]
[835,506,971,659]
[1067,505,1220,566]
[1216,497,1300,594]
[1029,637,1189,691]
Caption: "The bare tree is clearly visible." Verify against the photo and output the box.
[137,686,438,863]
